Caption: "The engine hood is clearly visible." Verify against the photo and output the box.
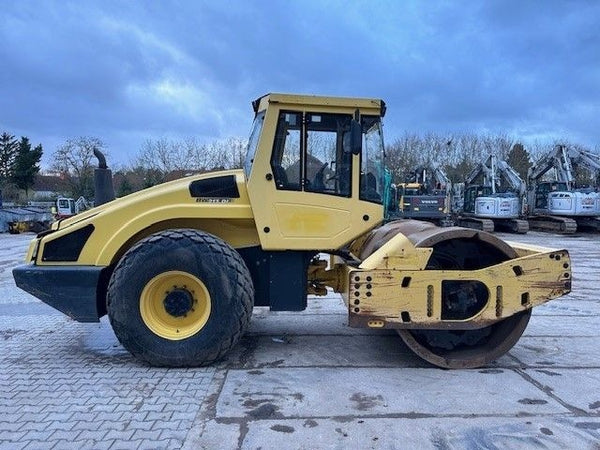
[37,169,257,266]
[55,169,248,230]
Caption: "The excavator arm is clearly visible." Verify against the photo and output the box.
[528,149,560,184]
[496,160,526,196]
[465,160,489,186]
[432,166,452,191]
[567,147,600,173]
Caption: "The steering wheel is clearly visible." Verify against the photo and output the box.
[312,162,328,190]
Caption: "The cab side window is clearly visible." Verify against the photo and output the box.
[271,112,302,191]
[270,111,352,197]
[305,113,352,197]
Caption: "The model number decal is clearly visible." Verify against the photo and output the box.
[195,198,233,203]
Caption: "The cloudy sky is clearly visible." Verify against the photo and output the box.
[1,0,598,168]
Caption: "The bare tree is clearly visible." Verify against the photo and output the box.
[137,136,247,174]
[385,133,421,183]
[526,140,554,163]
[52,137,105,198]
[205,137,247,170]
[132,136,248,189]
[137,138,189,174]
[184,137,211,171]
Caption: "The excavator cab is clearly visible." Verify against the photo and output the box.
[463,185,492,214]
[54,197,76,219]
[534,181,568,210]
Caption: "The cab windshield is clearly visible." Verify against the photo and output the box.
[360,117,385,204]
[244,111,265,178]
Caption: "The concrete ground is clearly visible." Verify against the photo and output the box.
[0,231,599,449]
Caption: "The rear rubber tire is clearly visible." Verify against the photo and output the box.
[107,229,253,367]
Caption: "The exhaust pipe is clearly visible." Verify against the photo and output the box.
[93,148,115,206]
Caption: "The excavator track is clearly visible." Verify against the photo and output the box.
[356,220,531,369]
[575,217,600,232]
[528,215,577,234]
[456,217,495,233]
[494,219,529,234]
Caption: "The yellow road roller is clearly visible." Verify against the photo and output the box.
[13,93,571,368]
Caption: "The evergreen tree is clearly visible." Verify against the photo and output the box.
[0,132,18,187]
[12,137,43,197]
[117,177,134,196]
[506,143,531,180]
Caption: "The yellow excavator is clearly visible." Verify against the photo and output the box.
[13,93,571,369]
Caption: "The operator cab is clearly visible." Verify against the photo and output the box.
[244,93,386,251]
[535,181,568,210]
[463,185,492,214]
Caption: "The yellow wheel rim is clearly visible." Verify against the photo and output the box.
[139,271,211,340]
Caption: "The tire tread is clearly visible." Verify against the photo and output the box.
[107,229,253,367]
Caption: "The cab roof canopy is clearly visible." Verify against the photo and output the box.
[252,93,386,117]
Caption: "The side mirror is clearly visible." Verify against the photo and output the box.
[344,119,362,155]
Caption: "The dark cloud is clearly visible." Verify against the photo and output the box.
[0,0,597,167]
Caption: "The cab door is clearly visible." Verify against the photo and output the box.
[247,108,384,251]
